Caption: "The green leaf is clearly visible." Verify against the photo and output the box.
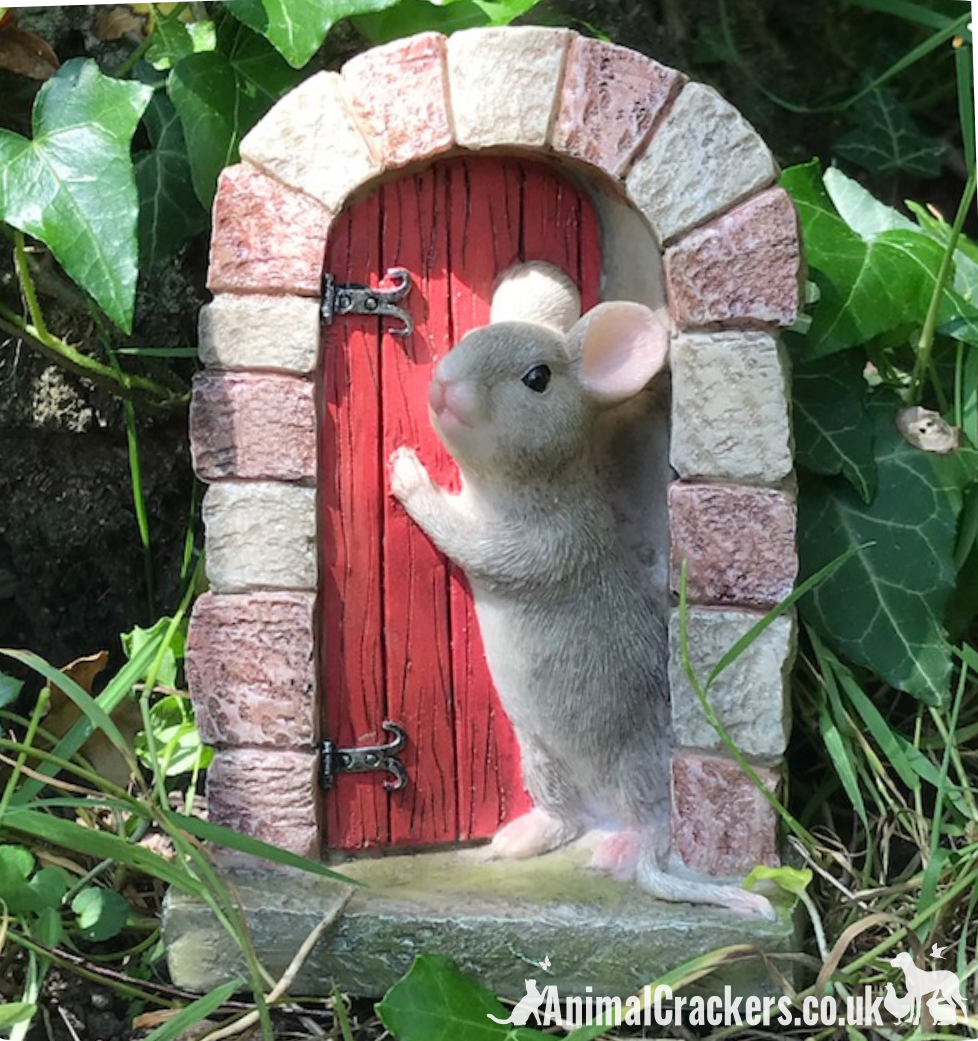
[818,687,869,826]
[377,953,517,1041]
[0,844,35,888]
[355,0,490,42]
[836,88,945,178]
[0,59,152,332]
[135,74,208,271]
[0,1003,37,1029]
[71,887,130,941]
[140,981,244,1041]
[145,8,200,70]
[791,348,877,502]
[0,670,24,708]
[122,619,184,690]
[823,166,916,239]
[168,17,302,208]
[798,399,978,703]
[226,0,400,68]
[742,864,812,896]
[782,161,978,354]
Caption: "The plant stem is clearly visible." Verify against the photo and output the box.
[909,170,978,403]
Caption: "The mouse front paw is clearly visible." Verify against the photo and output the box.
[389,446,431,502]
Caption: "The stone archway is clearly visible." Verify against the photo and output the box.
[185,26,801,881]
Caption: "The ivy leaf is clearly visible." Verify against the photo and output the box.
[168,17,302,208]
[0,59,152,332]
[782,162,978,355]
[134,72,208,270]
[0,669,24,708]
[790,347,877,502]
[225,0,400,68]
[799,398,978,704]
[836,88,945,178]
[377,954,523,1041]
[822,166,916,239]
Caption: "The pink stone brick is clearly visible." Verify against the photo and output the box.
[671,752,780,876]
[665,188,802,328]
[208,164,330,296]
[190,372,316,483]
[553,36,683,177]
[669,483,797,609]
[342,32,453,168]
[186,591,317,748]
[207,747,320,856]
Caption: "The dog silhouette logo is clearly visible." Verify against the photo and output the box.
[887,950,968,1027]
[487,979,549,1026]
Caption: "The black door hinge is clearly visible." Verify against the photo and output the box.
[322,267,413,337]
[319,721,408,792]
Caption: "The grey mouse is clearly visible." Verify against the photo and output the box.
[390,263,774,919]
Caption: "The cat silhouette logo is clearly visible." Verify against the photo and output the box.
[487,979,550,1027]
[884,950,968,1027]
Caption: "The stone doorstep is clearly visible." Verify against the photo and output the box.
[164,844,798,1001]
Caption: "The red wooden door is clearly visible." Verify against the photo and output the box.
[320,155,600,852]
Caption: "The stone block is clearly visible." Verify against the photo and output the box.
[670,331,793,483]
[672,753,780,876]
[207,748,320,856]
[448,27,572,149]
[186,592,317,749]
[668,607,795,757]
[190,372,316,483]
[665,188,802,327]
[208,165,330,296]
[239,72,381,214]
[202,482,317,593]
[626,83,777,244]
[553,36,683,177]
[198,295,321,374]
[342,32,453,168]
[669,483,797,609]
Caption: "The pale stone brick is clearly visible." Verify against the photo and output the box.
[191,372,316,483]
[626,83,777,244]
[208,165,330,296]
[669,483,797,609]
[186,592,317,749]
[202,482,317,593]
[665,188,802,327]
[448,27,572,149]
[668,607,794,757]
[672,753,780,876]
[670,331,793,483]
[553,36,683,177]
[239,72,381,214]
[342,32,453,168]
[198,295,321,374]
[207,748,319,856]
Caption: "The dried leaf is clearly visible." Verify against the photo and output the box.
[94,5,149,42]
[0,25,60,80]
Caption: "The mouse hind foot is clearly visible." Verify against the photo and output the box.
[490,807,582,859]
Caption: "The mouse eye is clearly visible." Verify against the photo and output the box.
[521,364,551,393]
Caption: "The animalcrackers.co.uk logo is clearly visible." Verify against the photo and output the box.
[488,947,972,1031]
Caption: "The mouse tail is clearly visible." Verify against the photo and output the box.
[635,857,776,921]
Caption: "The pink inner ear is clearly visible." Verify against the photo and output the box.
[578,302,669,404]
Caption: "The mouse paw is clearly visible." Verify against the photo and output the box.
[589,830,641,880]
[389,446,430,502]
[490,808,580,860]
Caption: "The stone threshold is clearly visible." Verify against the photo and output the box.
[163,842,798,1000]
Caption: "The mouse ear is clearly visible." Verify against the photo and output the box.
[490,262,582,333]
[571,302,669,405]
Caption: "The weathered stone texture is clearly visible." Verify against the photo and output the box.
[665,188,802,327]
[207,748,320,856]
[669,483,797,609]
[186,592,317,748]
[448,27,572,149]
[668,607,795,757]
[553,36,683,177]
[208,165,329,296]
[626,83,777,244]
[202,482,317,593]
[670,331,793,483]
[190,372,316,483]
[198,295,321,374]
[240,72,381,214]
[342,32,453,168]
[672,753,780,875]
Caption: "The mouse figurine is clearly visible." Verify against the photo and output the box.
[390,262,773,919]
